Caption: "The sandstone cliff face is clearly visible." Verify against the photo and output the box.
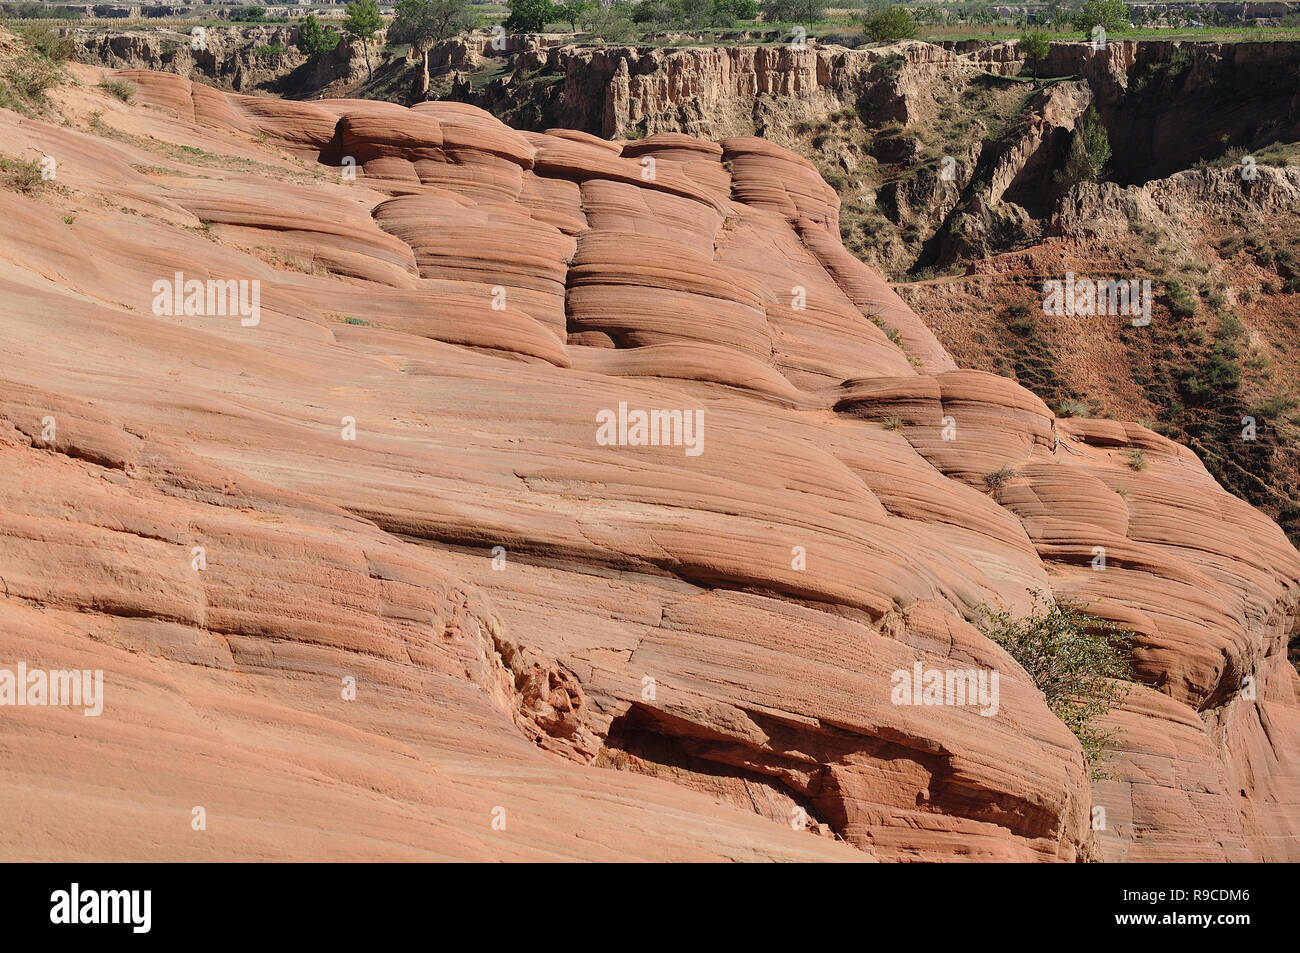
[1,63,1298,861]
[949,39,1300,184]
[1053,163,1300,238]
[68,25,367,92]
[922,80,1094,265]
[524,39,971,139]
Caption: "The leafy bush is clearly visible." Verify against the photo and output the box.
[979,596,1135,776]
[1129,47,1193,98]
[504,0,558,31]
[861,3,916,42]
[2,22,71,113]
[0,156,45,194]
[1019,30,1050,78]
[676,0,716,26]
[1275,248,1299,280]
[1055,107,1111,191]
[98,78,136,103]
[583,5,639,40]
[1245,232,1273,269]
[715,0,759,19]
[1073,0,1129,36]
[624,0,732,24]
[760,0,826,24]
[1,58,63,111]
[984,466,1021,490]
[543,0,583,29]
[1253,393,1300,419]
[1125,448,1147,470]
[1164,280,1197,318]
[297,13,342,57]
[1217,234,1244,257]
[1055,399,1092,418]
[632,0,672,22]
[13,23,75,62]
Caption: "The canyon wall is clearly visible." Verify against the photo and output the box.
[68,24,366,92]
[440,37,1300,144]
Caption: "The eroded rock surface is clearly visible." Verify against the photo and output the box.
[0,65,1297,861]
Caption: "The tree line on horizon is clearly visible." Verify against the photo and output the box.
[296,0,1158,69]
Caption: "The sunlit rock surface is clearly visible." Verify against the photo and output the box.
[0,67,1296,861]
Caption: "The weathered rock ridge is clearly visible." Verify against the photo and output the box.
[431,37,1300,277]
[0,63,1298,860]
[957,39,1300,184]
[68,24,367,93]
[443,37,1300,153]
[454,39,970,140]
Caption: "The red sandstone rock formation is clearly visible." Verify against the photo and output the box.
[0,64,1296,861]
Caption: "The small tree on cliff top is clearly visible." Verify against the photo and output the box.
[556,0,595,31]
[861,4,917,43]
[1074,0,1129,37]
[1020,30,1050,78]
[980,595,1135,778]
[504,0,558,32]
[389,0,476,100]
[297,13,341,58]
[343,0,383,80]
[760,0,826,26]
